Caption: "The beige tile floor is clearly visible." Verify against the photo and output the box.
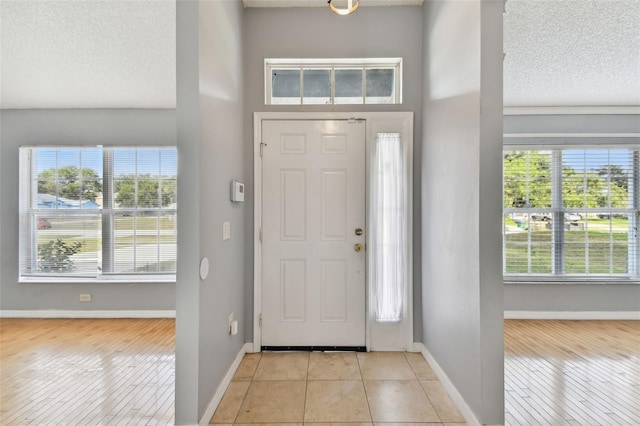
[210,351,467,425]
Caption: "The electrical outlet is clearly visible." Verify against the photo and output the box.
[228,312,234,334]
[79,293,92,302]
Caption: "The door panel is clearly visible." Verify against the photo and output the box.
[261,119,366,347]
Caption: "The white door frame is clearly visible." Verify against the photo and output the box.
[253,111,414,353]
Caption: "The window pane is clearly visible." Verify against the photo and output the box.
[136,179,160,208]
[303,69,330,105]
[159,213,177,272]
[161,179,177,209]
[135,214,160,273]
[504,151,552,209]
[34,148,103,210]
[562,149,633,209]
[335,69,363,104]
[113,213,176,273]
[271,69,301,105]
[160,148,178,177]
[114,213,135,272]
[55,151,83,208]
[113,148,169,210]
[114,149,136,176]
[564,213,631,274]
[114,179,136,209]
[504,213,553,274]
[365,68,395,104]
[160,148,178,209]
[34,214,101,275]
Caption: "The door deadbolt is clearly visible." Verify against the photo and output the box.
[354,243,363,252]
[355,228,363,236]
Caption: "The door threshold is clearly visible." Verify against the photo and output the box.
[261,346,366,352]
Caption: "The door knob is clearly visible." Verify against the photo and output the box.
[354,243,363,252]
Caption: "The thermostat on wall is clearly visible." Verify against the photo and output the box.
[231,180,245,202]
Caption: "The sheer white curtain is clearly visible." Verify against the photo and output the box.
[370,133,407,323]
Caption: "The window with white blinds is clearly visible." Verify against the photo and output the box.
[19,146,177,280]
[503,148,638,279]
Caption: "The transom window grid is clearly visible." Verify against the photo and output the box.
[19,146,177,280]
[265,59,402,106]
[503,148,639,280]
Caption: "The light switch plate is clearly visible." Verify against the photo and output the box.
[223,221,231,240]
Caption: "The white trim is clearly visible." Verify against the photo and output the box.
[504,133,640,139]
[266,57,403,66]
[0,310,176,318]
[414,342,482,426]
[504,106,640,115]
[504,311,640,320]
[199,342,253,426]
[253,112,414,352]
[253,114,263,353]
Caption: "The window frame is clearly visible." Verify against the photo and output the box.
[264,58,403,106]
[503,143,640,284]
[19,145,177,283]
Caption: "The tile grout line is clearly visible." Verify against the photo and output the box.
[356,352,375,424]
[231,353,260,425]
[404,352,444,424]
[303,352,311,424]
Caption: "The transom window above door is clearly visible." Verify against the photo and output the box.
[265,58,402,105]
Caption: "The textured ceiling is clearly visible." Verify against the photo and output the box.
[504,0,640,107]
[1,0,638,109]
[0,0,176,109]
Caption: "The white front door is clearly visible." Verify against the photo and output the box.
[261,119,366,347]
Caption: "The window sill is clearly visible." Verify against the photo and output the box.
[19,275,176,285]
[504,278,640,286]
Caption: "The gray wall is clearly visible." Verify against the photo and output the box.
[421,1,504,423]
[0,109,176,311]
[243,6,424,340]
[505,284,640,311]
[175,0,247,423]
[504,113,640,313]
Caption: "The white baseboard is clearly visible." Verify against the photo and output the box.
[504,311,640,320]
[413,342,482,426]
[0,310,176,318]
[199,342,252,426]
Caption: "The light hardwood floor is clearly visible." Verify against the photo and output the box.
[0,318,175,425]
[3,318,638,425]
[505,319,640,426]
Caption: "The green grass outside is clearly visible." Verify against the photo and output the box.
[505,230,629,274]
[37,215,176,255]
[113,216,176,231]
[135,260,177,273]
[587,217,629,227]
[37,234,176,254]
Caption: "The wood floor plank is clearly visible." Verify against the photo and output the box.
[0,318,175,426]
[505,320,640,426]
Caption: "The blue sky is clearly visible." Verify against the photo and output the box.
[563,149,631,172]
[35,148,177,178]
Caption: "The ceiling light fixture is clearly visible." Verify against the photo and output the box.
[328,0,359,15]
